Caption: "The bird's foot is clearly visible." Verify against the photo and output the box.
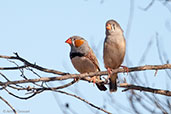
[90,76,96,86]
[121,65,129,75]
[107,68,112,81]
[74,77,80,82]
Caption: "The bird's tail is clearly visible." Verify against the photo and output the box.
[95,76,107,91]
[96,83,107,91]
[109,73,118,92]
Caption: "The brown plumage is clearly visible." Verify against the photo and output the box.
[66,36,107,91]
[103,20,126,92]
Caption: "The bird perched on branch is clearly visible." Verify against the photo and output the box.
[65,36,107,91]
[103,20,126,92]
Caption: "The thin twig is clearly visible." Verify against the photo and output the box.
[0,53,67,75]
[120,83,171,96]
[0,65,27,70]
[55,90,112,114]
[140,0,155,11]
[4,88,43,100]
[0,96,17,114]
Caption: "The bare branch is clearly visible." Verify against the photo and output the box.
[0,72,10,81]
[4,88,43,100]
[0,53,67,75]
[0,65,27,70]
[0,96,17,114]
[1,64,171,86]
[140,0,155,11]
[120,83,171,96]
[0,53,171,114]
[34,79,77,91]
[55,90,112,114]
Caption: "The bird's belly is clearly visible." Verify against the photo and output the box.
[104,43,125,69]
[71,56,98,73]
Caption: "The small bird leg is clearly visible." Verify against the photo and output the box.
[107,67,112,80]
[121,65,129,75]
[90,76,96,86]
[74,77,80,82]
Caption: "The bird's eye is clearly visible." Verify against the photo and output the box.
[112,24,115,30]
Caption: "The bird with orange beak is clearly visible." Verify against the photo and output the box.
[103,20,126,92]
[65,36,107,91]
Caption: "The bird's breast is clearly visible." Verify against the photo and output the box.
[103,36,126,69]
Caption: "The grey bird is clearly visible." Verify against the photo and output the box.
[66,36,107,91]
[103,20,126,92]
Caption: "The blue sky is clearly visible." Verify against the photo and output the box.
[0,0,171,114]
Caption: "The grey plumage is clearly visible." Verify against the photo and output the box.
[103,20,126,92]
[66,36,107,91]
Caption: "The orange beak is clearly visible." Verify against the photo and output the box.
[65,38,72,44]
[106,23,111,30]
